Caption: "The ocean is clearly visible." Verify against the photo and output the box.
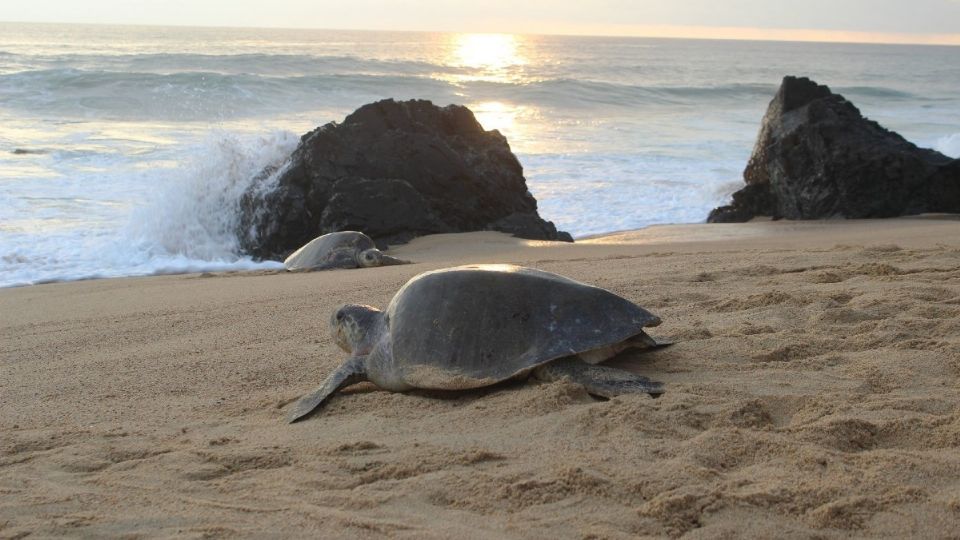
[1,22,958,288]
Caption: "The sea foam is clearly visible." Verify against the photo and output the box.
[936,133,960,158]
[0,131,296,287]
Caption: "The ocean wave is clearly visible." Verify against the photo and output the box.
[0,53,931,109]
[835,86,920,100]
[470,79,779,108]
[0,64,940,123]
[0,68,790,120]
[125,130,300,260]
[0,131,297,287]
[0,69,458,120]
[0,51,450,77]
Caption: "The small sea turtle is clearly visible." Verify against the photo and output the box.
[284,231,409,271]
[289,264,670,422]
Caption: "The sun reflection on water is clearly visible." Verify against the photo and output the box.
[447,33,526,82]
[471,101,515,132]
[453,34,522,70]
[467,100,550,154]
[441,34,541,150]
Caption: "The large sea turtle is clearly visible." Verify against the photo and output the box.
[289,264,670,422]
[284,231,409,271]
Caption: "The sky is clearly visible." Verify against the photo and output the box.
[1,0,959,45]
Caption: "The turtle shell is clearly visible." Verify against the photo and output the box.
[384,264,661,389]
[284,231,375,270]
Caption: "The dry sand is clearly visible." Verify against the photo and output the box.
[2,217,960,538]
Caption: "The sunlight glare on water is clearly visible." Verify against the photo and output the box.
[444,34,539,151]
[470,101,515,132]
[449,33,526,79]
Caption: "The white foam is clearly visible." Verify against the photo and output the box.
[0,130,296,288]
[124,130,298,260]
[523,152,743,237]
[935,133,960,158]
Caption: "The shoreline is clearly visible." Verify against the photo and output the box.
[6,215,960,290]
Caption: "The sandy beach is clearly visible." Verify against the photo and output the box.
[3,216,960,538]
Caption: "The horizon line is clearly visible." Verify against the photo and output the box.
[2,19,959,47]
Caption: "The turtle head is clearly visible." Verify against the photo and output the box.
[330,304,382,354]
[357,248,409,268]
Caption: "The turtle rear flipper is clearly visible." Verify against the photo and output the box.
[629,331,673,350]
[577,331,673,364]
[288,355,368,423]
[533,357,664,398]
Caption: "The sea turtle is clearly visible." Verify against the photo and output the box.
[283,231,409,271]
[289,264,670,422]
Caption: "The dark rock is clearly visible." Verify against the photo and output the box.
[239,99,570,260]
[490,212,573,243]
[708,76,960,223]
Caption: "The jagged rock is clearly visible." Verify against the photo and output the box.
[709,76,960,223]
[239,99,571,260]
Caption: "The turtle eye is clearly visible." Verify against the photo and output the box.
[335,310,345,322]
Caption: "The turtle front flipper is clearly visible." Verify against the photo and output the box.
[533,357,663,398]
[288,355,368,423]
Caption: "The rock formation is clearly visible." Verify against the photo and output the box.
[709,76,960,223]
[239,99,571,260]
